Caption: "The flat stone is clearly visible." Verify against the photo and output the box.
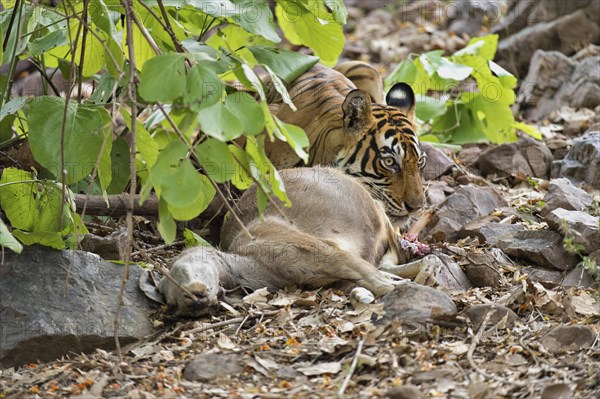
[459,216,527,246]
[435,253,472,291]
[380,282,457,323]
[426,181,454,206]
[498,230,579,271]
[0,246,153,369]
[496,3,600,78]
[540,324,595,353]
[464,304,518,329]
[540,178,593,216]
[523,266,597,289]
[80,228,128,260]
[475,138,553,183]
[462,251,504,288]
[557,131,600,188]
[422,186,508,242]
[541,383,573,399]
[544,208,600,254]
[386,385,424,399]
[183,353,244,382]
[420,142,455,181]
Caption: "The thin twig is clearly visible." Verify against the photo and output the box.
[184,310,280,336]
[1,1,23,106]
[131,240,184,257]
[128,7,161,55]
[155,103,254,240]
[155,264,199,302]
[155,0,185,52]
[76,0,90,103]
[114,0,139,361]
[338,336,365,398]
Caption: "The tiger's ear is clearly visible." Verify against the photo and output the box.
[386,83,415,121]
[342,89,373,136]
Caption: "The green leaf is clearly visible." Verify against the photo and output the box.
[197,98,244,141]
[231,0,280,42]
[247,46,319,83]
[124,20,156,70]
[229,92,265,135]
[0,97,27,122]
[158,198,176,244]
[138,54,186,102]
[240,64,266,100]
[0,219,23,254]
[73,30,106,77]
[454,34,499,60]
[183,228,212,248]
[275,118,309,163]
[275,1,344,66]
[121,108,159,168]
[28,97,110,184]
[28,30,68,56]
[468,93,517,143]
[196,138,237,183]
[149,141,205,208]
[513,121,542,140]
[457,55,515,105]
[228,144,253,190]
[385,59,417,89]
[89,0,116,38]
[183,63,224,109]
[324,0,348,24]
[13,230,65,250]
[0,168,74,243]
[262,64,296,111]
[167,174,215,221]
[416,96,448,122]
[206,24,274,64]
[106,137,130,194]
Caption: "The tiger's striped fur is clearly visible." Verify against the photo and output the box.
[265,62,427,217]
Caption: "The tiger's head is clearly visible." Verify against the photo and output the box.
[336,83,427,217]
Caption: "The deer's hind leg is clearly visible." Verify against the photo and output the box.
[232,218,399,296]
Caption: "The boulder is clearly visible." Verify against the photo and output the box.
[462,250,505,288]
[523,267,598,289]
[458,216,527,246]
[464,303,518,329]
[540,178,593,216]
[497,230,579,271]
[540,324,595,353]
[544,209,600,255]
[555,131,600,188]
[421,143,455,181]
[496,2,600,77]
[0,246,154,369]
[422,186,508,242]
[380,282,457,323]
[183,353,245,382]
[426,181,454,206]
[518,48,600,121]
[475,138,553,183]
[80,228,129,260]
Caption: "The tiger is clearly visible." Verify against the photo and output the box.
[263,61,427,217]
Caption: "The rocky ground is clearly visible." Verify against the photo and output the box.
[1,0,600,398]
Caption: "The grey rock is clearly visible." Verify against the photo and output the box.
[557,131,600,188]
[422,186,508,242]
[465,303,518,329]
[183,353,244,382]
[457,145,482,167]
[446,0,503,37]
[435,253,472,291]
[498,229,579,271]
[518,47,600,121]
[523,266,597,289]
[540,383,573,399]
[545,138,570,160]
[80,228,128,260]
[463,251,504,288]
[459,216,527,246]
[380,282,457,323]
[386,385,424,399]
[475,138,553,183]
[544,209,600,255]
[540,178,593,216]
[540,324,595,353]
[0,246,153,369]
[426,181,454,206]
[421,142,455,181]
[496,3,600,77]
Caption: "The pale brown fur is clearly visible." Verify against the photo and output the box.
[159,167,423,317]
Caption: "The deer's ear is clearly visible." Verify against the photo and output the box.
[342,89,373,136]
[386,82,415,121]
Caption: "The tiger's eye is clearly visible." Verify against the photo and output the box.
[383,158,395,167]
